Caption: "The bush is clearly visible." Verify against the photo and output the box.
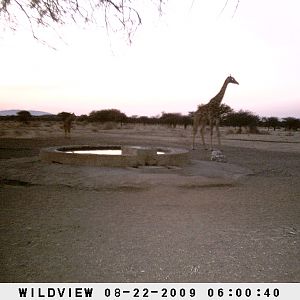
[89,109,127,124]
[17,111,32,124]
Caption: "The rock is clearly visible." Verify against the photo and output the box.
[210,150,227,163]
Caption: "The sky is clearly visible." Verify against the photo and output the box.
[0,0,300,118]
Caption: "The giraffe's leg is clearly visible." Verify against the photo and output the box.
[67,126,71,138]
[200,121,207,150]
[209,118,214,150]
[192,115,199,150]
[216,118,221,149]
[192,131,196,150]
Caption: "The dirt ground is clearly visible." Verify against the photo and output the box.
[0,122,299,282]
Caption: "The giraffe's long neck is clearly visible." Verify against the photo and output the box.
[210,79,229,107]
[66,117,72,125]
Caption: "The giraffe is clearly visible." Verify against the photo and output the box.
[63,113,76,138]
[192,75,239,150]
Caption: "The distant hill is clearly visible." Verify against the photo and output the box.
[0,110,54,116]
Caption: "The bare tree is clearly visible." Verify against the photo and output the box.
[219,0,240,17]
[1,1,241,44]
[0,0,165,44]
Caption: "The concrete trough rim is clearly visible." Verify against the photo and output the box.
[39,144,190,167]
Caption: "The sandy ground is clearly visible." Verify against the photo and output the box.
[0,121,299,282]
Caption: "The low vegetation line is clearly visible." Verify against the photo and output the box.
[225,138,300,144]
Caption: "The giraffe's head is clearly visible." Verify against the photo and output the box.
[227,75,239,85]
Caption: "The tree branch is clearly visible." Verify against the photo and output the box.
[0,1,166,45]
[232,0,240,18]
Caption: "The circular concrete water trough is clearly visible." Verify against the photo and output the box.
[39,145,189,167]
